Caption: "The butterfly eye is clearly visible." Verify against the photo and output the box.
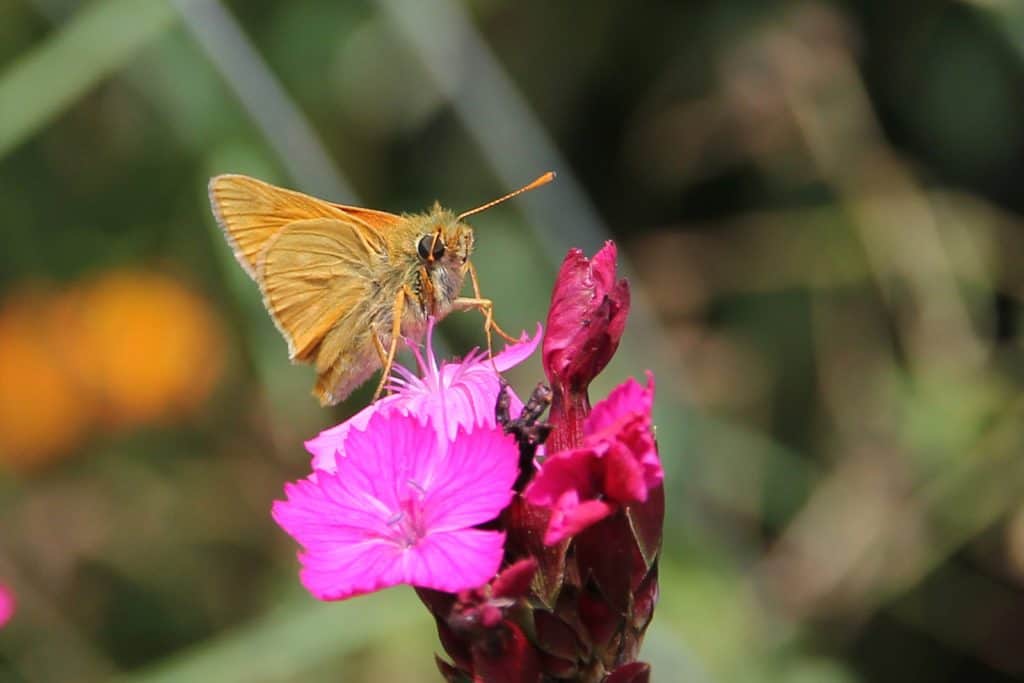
[417,234,446,262]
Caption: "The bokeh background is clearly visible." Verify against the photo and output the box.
[3,0,1024,681]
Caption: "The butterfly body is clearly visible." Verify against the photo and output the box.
[208,172,553,406]
[306,207,475,404]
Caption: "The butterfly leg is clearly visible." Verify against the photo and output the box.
[453,296,501,372]
[371,332,389,367]
[453,294,526,374]
[465,261,518,343]
[371,289,408,401]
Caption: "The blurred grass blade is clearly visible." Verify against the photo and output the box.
[374,0,604,262]
[0,0,182,160]
[972,0,1024,63]
[172,0,357,201]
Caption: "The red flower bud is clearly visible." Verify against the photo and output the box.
[544,242,630,393]
[544,242,630,453]
[470,620,541,683]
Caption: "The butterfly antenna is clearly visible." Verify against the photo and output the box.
[456,171,556,221]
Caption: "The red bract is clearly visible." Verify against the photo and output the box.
[525,375,661,544]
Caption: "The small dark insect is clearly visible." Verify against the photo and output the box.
[496,381,553,491]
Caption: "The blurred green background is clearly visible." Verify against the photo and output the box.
[3,0,1024,681]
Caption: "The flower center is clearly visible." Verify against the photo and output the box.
[386,481,429,547]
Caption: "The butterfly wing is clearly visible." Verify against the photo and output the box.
[209,174,400,278]
[208,174,407,405]
[257,217,387,362]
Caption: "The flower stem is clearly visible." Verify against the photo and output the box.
[547,385,590,453]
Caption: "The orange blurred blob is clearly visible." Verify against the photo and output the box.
[0,290,93,469]
[0,270,226,471]
[67,270,226,428]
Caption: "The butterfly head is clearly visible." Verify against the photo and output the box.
[416,206,473,268]
[414,205,475,314]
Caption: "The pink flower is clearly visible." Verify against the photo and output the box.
[524,374,661,544]
[305,320,541,473]
[273,411,519,600]
[0,584,14,627]
[543,242,630,394]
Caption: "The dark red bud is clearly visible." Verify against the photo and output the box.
[543,243,631,454]
[626,484,664,574]
[470,620,541,683]
[538,652,578,678]
[416,587,456,620]
[577,588,621,652]
[534,608,583,662]
[543,242,630,394]
[632,566,659,632]
[574,511,638,615]
[505,497,569,608]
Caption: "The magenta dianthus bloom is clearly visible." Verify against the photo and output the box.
[270,239,662,681]
[0,584,14,627]
[273,411,519,600]
[525,374,660,544]
[305,321,541,472]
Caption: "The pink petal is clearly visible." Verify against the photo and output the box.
[275,413,515,600]
[404,529,506,592]
[585,373,663,495]
[0,585,14,628]
[342,412,439,508]
[304,393,405,471]
[585,373,654,438]
[298,537,409,600]
[640,449,664,490]
[524,373,663,543]
[544,491,613,545]
[491,558,538,599]
[493,323,543,372]
[602,442,649,503]
[424,425,518,531]
[305,320,540,464]
[430,363,507,441]
[523,447,601,507]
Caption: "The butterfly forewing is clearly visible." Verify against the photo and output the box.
[210,175,409,405]
[208,174,400,278]
[258,218,387,362]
